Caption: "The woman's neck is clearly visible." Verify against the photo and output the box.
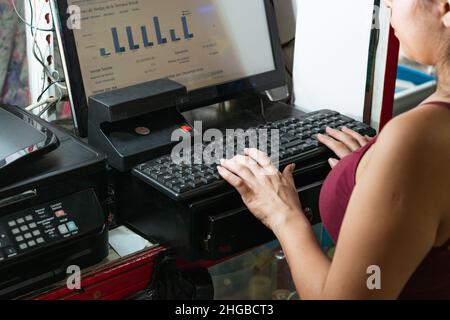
[425,91,450,104]
[436,65,450,99]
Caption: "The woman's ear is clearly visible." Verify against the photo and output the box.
[442,0,450,27]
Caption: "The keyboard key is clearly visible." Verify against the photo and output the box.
[8,221,16,227]
[283,140,304,149]
[11,228,20,235]
[173,184,191,193]
[301,144,315,152]
[24,233,32,239]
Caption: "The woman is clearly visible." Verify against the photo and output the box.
[218,0,450,299]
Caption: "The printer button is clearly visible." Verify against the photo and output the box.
[4,247,17,257]
[0,236,11,249]
[58,224,69,235]
[48,233,59,240]
[55,210,66,218]
[66,221,78,232]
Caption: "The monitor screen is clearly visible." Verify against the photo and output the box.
[68,0,276,100]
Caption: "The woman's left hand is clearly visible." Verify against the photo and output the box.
[217,148,306,232]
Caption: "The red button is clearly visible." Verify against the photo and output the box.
[55,210,66,218]
[180,125,192,133]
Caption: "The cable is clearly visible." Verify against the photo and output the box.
[259,96,268,123]
[26,0,68,103]
[37,85,63,118]
[37,81,59,102]
[26,95,59,112]
[12,0,54,32]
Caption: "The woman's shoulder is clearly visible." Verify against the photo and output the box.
[378,105,450,152]
[373,105,450,189]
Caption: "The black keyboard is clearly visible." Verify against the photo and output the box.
[133,110,377,201]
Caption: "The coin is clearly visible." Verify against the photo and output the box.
[135,126,150,136]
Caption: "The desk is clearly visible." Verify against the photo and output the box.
[24,224,333,300]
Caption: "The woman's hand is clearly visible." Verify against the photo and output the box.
[317,126,373,168]
[217,149,306,233]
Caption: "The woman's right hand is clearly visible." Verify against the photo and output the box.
[317,126,373,168]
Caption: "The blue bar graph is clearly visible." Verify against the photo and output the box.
[111,27,126,53]
[170,29,181,42]
[181,16,194,39]
[153,17,168,45]
[126,26,140,50]
[101,16,195,57]
[99,48,111,57]
[141,26,153,47]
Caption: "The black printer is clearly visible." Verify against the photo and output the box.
[0,105,109,299]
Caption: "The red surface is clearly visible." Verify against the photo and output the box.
[380,27,400,130]
[35,246,166,300]
[34,245,224,300]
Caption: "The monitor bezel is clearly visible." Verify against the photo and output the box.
[53,0,286,137]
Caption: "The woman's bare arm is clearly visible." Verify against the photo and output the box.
[219,114,447,299]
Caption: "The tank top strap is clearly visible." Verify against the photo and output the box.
[420,101,450,109]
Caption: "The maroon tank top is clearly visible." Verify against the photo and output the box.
[319,101,450,299]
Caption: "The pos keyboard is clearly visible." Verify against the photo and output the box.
[133,110,377,201]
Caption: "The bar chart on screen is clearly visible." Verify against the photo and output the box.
[99,15,195,57]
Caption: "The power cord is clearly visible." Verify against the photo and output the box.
[26,96,59,112]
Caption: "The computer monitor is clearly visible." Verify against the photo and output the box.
[53,0,285,137]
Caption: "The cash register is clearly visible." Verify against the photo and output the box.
[0,105,109,298]
[53,0,376,260]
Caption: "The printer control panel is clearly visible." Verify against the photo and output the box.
[0,189,105,263]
